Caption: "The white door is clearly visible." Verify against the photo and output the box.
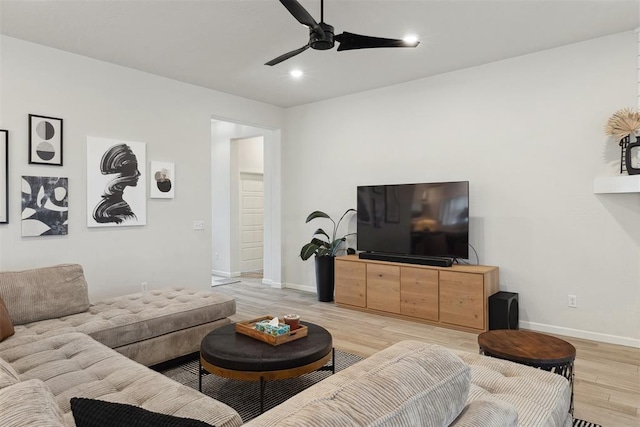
[240,173,264,273]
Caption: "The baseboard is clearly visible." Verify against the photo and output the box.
[284,282,316,294]
[211,270,241,278]
[262,278,284,289]
[521,321,640,348]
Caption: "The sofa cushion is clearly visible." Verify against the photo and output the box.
[0,296,14,341]
[452,350,571,427]
[0,379,66,427]
[0,288,235,351]
[0,264,90,325]
[0,332,242,427]
[0,356,20,389]
[450,399,518,426]
[86,288,235,349]
[246,340,470,427]
[71,397,215,427]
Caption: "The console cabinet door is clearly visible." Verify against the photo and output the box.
[439,271,484,330]
[367,264,400,313]
[400,267,438,321]
[335,259,366,307]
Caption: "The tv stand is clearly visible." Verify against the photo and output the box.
[359,252,454,267]
[335,255,499,332]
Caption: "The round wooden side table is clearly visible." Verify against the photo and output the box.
[478,329,576,414]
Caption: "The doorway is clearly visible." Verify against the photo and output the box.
[210,119,281,287]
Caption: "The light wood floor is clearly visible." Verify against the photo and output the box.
[215,279,640,427]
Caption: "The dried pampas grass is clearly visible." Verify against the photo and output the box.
[605,108,640,140]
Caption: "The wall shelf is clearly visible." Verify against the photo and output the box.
[593,176,640,194]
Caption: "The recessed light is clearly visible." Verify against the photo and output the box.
[290,69,303,78]
[403,35,419,45]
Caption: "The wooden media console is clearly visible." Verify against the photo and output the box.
[334,254,499,332]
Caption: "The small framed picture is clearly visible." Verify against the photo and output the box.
[0,130,8,224]
[150,161,175,199]
[29,114,63,166]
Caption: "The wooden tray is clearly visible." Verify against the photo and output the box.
[235,316,308,346]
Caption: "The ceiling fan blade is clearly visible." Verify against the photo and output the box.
[279,0,325,38]
[335,32,419,51]
[265,44,310,66]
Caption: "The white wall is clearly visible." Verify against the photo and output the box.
[282,32,640,347]
[0,36,282,300]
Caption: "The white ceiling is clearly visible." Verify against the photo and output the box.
[1,0,639,108]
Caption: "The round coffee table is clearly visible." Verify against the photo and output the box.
[199,321,334,413]
[478,329,576,413]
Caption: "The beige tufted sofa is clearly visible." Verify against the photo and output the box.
[0,264,572,427]
[0,264,235,366]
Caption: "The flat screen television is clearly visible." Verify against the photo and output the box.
[357,181,469,260]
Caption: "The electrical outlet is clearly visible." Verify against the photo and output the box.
[568,294,577,308]
[141,282,148,292]
[193,220,205,230]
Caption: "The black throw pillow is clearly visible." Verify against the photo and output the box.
[70,397,215,427]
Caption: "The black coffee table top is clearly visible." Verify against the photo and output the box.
[200,322,332,372]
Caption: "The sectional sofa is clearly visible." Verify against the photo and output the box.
[0,264,572,426]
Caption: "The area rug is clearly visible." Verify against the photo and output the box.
[159,350,600,426]
[159,349,362,422]
[573,420,602,427]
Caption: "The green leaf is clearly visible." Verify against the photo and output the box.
[336,209,357,226]
[317,247,331,256]
[300,242,320,260]
[311,237,329,247]
[305,211,331,223]
[312,228,330,240]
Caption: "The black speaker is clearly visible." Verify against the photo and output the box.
[489,291,519,330]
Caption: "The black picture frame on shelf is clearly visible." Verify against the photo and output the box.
[0,130,8,224]
[28,114,63,166]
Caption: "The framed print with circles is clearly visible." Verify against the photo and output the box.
[29,114,63,166]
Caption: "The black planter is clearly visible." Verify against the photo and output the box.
[625,136,640,175]
[314,256,335,302]
[619,135,630,174]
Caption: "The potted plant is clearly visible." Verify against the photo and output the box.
[605,107,640,174]
[300,209,356,302]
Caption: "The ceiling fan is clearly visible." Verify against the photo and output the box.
[266,0,420,66]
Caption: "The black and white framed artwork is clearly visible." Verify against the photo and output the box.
[29,114,63,166]
[0,130,8,224]
[21,176,68,236]
[87,136,146,227]
[150,161,175,199]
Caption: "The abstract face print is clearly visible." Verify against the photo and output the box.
[87,137,146,227]
[93,144,141,224]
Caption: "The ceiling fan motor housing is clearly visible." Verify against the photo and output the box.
[310,22,334,50]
